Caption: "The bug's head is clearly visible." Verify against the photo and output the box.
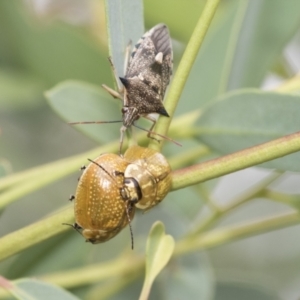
[121,106,140,127]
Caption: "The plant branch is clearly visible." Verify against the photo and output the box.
[175,211,300,256]
[168,145,210,170]
[188,171,282,236]
[0,210,298,298]
[41,253,143,290]
[172,131,300,190]
[0,207,74,262]
[0,111,197,209]
[149,0,221,151]
[1,132,300,261]
[0,142,119,210]
[261,189,300,209]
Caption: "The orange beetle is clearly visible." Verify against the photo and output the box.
[124,145,172,211]
[73,153,137,244]
[69,146,172,245]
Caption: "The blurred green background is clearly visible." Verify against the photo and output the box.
[1,0,300,299]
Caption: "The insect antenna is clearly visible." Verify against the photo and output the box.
[124,203,134,250]
[88,159,128,191]
[62,223,82,236]
[88,158,124,185]
[88,158,135,249]
[69,120,122,125]
[88,158,111,173]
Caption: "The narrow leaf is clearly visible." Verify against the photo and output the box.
[197,89,300,171]
[105,0,144,76]
[164,253,214,300]
[0,1,109,86]
[226,0,300,90]
[139,221,175,300]
[0,277,79,300]
[179,0,300,113]
[46,80,121,143]
[215,281,280,300]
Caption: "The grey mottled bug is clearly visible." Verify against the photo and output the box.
[119,23,172,125]
[70,24,173,153]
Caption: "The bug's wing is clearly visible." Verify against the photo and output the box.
[126,24,173,99]
[151,24,173,98]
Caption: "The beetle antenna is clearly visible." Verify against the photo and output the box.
[88,159,121,186]
[124,204,134,249]
[62,223,82,236]
[88,158,134,248]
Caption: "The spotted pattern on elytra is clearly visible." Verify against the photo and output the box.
[73,153,135,244]
[70,146,172,245]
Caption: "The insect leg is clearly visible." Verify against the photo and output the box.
[108,56,123,92]
[119,125,127,154]
[143,115,160,142]
[101,84,122,100]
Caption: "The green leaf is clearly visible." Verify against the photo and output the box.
[105,0,144,76]
[139,221,175,300]
[0,277,79,300]
[0,1,109,86]
[0,69,45,110]
[46,0,145,143]
[0,159,12,178]
[2,231,132,279]
[179,0,300,114]
[144,0,206,42]
[46,80,121,143]
[2,234,79,278]
[215,281,280,300]
[163,186,206,220]
[178,2,240,113]
[226,0,300,90]
[162,253,214,300]
[197,89,300,171]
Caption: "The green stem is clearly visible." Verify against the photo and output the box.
[0,207,74,262]
[0,132,299,261]
[175,211,300,255]
[0,254,144,299]
[0,142,119,210]
[218,1,248,93]
[0,210,298,298]
[0,142,120,192]
[276,74,300,93]
[172,131,300,190]
[0,111,197,209]
[149,0,221,151]
[42,254,143,290]
[188,172,282,236]
[168,145,210,170]
[261,189,300,209]
[139,284,150,300]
